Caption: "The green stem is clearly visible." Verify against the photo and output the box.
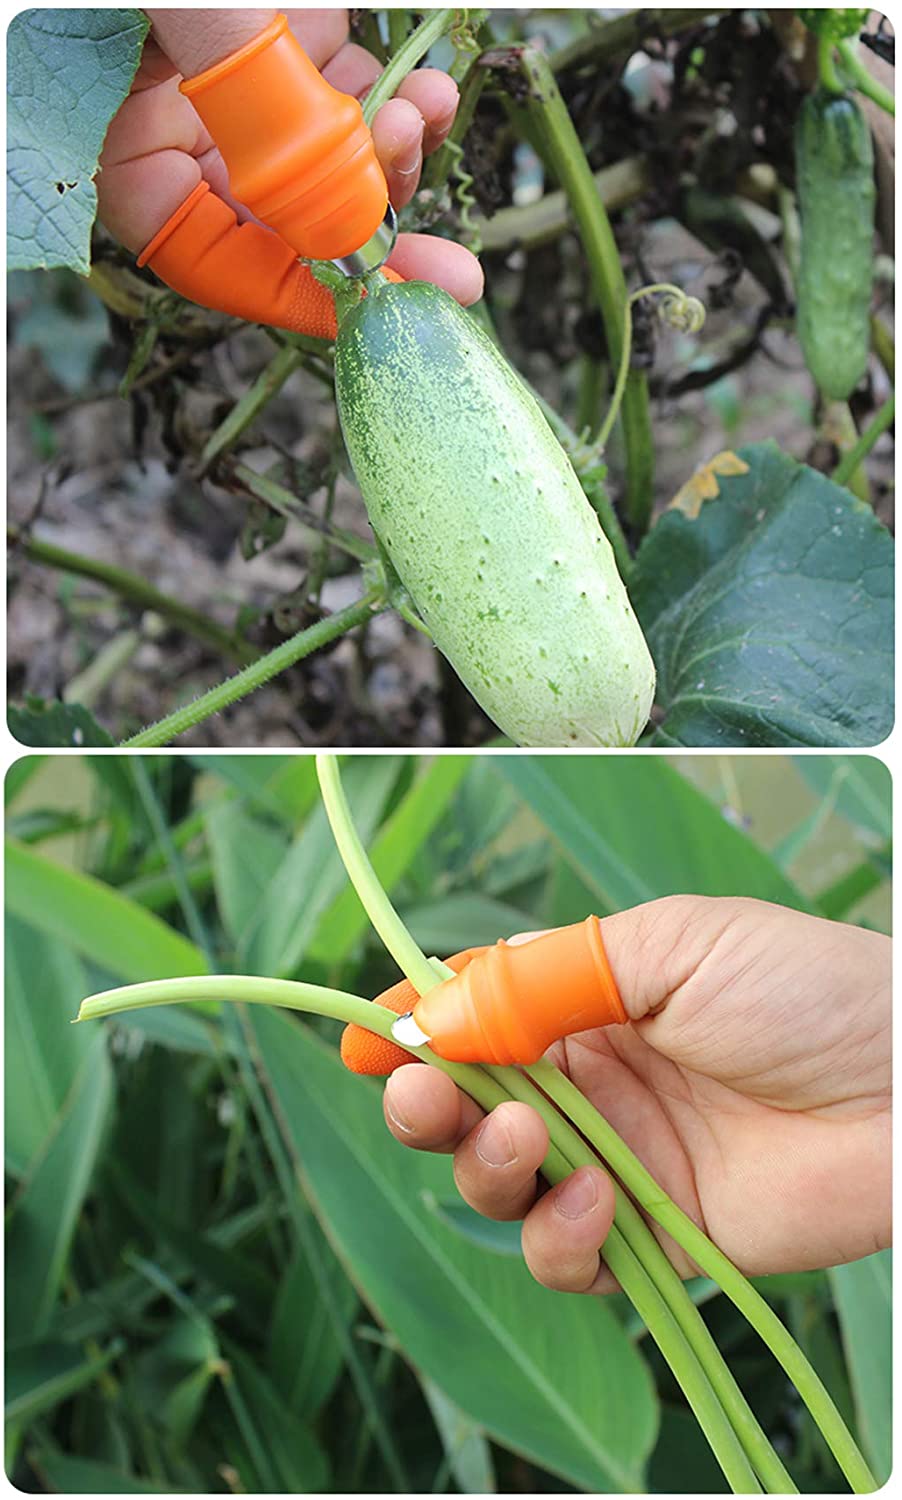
[122,591,385,748]
[817,36,845,94]
[497,1067,793,1493]
[199,346,304,473]
[228,461,376,564]
[315,755,439,996]
[832,392,895,489]
[8,527,258,666]
[527,1059,877,1494]
[837,39,895,116]
[387,9,409,56]
[517,47,654,531]
[76,970,761,1495]
[870,316,894,383]
[362,10,457,126]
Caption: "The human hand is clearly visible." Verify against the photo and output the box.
[382,896,891,1292]
[97,9,483,335]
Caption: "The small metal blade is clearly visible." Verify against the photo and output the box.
[391,1010,431,1047]
[332,202,398,278]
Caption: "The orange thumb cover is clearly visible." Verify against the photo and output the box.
[180,14,388,261]
[341,949,487,1076]
[137,181,402,338]
[412,917,626,1065]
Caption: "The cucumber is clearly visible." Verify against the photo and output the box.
[795,88,875,401]
[334,280,655,747]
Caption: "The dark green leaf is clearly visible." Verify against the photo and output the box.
[829,1251,892,1484]
[9,697,114,747]
[5,1339,123,1425]
[496,757,808,909]
[29,1448,187,1492]
[633,443,893,747]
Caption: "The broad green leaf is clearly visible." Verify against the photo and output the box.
[5,1339,123,1425]
[792,756,891,841]
[420,1376,497,1493]
[632,443,893,747]
[8,8,149,272]
[496,757,808,909]
[191,754,319,822]
[30,1449,187,1493]
[248,1007,658,1492]
[424,1195,521,1257]
[648,1406,729,1493]
[240,756,401,975]
[205,802,288,947]
[5,916,92,1176]
[5,838,207,980]
[308,756,471,963]
[6,1030,113,1340]
[829,1251,892,1484]
[399,893,537,954]
[116,1005,229,1056]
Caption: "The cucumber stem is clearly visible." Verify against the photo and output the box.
[121,590,385,748]
[832,391,895,489]
[517,47,656,534]
[836,39,895,116]
[362,10,457,126]
[817,36,846,95]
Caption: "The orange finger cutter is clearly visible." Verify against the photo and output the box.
[180,13,396,275]
[342,919,627,1075]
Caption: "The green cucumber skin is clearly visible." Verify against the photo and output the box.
[335,280,655,748]
[795,89,875,402]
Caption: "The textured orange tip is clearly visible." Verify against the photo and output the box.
[341,950,486,1076]
[180,13,388,261]
[138,181,402,339]
[412,917,627,1066]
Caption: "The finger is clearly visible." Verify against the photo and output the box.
[388,234,484,305]
[453,1101,548,1221]
[521,1166,617,1293]
[282,8,351,70]
[371,97,424,208]
[383,1063,484,1152]
[97,76,210,248]
[321,39,382,100]
[396,68,459,154]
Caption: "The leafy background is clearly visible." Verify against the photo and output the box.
[5,752,891,1491]
[7,8,894,748]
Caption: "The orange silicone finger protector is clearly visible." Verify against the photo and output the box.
[341,950,487,1077]
[137,181,402,338]
[412,917,627,1066]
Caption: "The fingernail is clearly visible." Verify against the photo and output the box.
[476,1114,517,1168]
[385,1093,415,1135]
[393,142,422,177]
[555,1169,599,1220]
[432,102,457,137]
